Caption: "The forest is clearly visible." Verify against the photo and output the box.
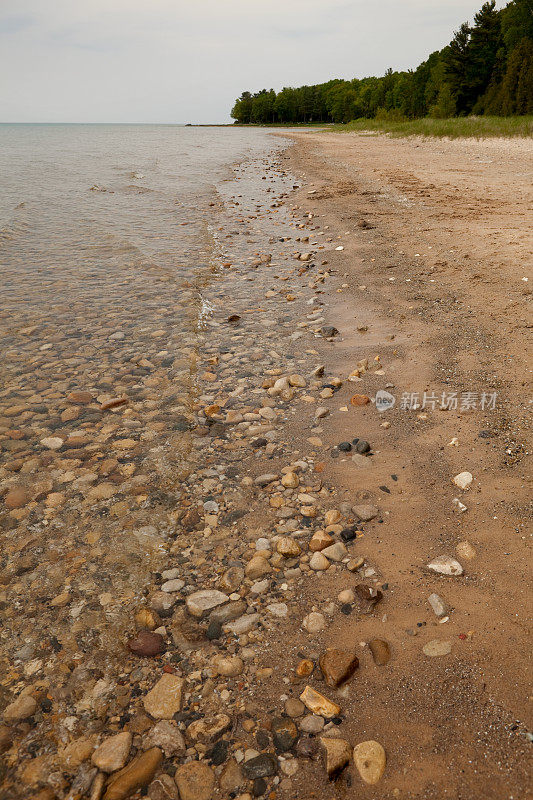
[230,0,533,124]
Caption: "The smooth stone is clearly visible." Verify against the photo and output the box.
[254,474,279,486]
[223,614,260,635]
[299,686,341,718]
[319,649,359,687]
[284,698,305,718]
[127,631,165,657]
[143,674,184,719]
[147,774,179,800]
[300,715,324,734]
[212,654,243,677]
[4,487,30,510]
[276,537,301,557]
[245,556,272,579]
[220,759,244,794]
[352,504,379,522]
[92,732,132,773]
[427,556,463,576]
[219,566,245,592]
[267,602,288,618]
[320,737,351,779]
[186,589,229,617]
[428,593,448,617]
[353,740,386,785]
[309,531,334,552]
[281,472,299,488]
[423,640,452,657]
[338,589,355,604]
[368,639,391,666]
[161,579,185,593]
[104,747,163,800]
[456,541,476,560]
[174,761,215,800]
[243,753,278,779]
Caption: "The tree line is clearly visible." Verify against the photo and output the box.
[231,0,533,124]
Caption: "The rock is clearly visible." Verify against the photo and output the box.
[337,589,355,604]
[143,674,184,719]
[353,740,386,785]
[350,394,370,406]
[423,640,452,657]
[147,774,179,800]
[353,584,383,614]
[453,471,473,490]
[354,439,371,454]
[40,436,63,450]
[4,487,30,510]
[187,714,231,744]
[320,737,351,779]
[320,326,339,338]
[309,552,329,571]
[245,556,271,579]
[220,760,244,794]
[427,556,463,576]
[276,537,301,557]
[428,593,448,617]
[302,612,325,634]
[324,509,342,525]
[67,391,93,404]
[456,541,476,560]
[127,631,165,657]
[281,472,299,488]
[254,474,278,486]
[309,531,334,552]
[299,686,341,718]
[300,715,324,734]
[352,504,379,522]
[212,654,243,677]
[0,726,13,754]
[3,693,37,722]
[210,599,247,624]
[368,639,391,665]
[174,761,215,800]
[223,613,260,635]
[319,649,359,687]
[296,736,320,759]
[150,592,177,618]
[314,407,329,419]
[161,579,185,592]
[267,602,288,617]
[271,717,299,752]
[284,698,305,717]
[104,747,163,800]
[186,589,229,618]
[288,374,306,387]
[321,542,347,562]
[92,732,132,772]
[219,566,244,592]
[243,753,278,779]
[142,720,185,756]
[295,659,314,677]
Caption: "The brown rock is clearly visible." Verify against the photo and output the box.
[319,649,359,688]
[135,608,161,630]
[3,693,37,722]
[127,631,166,657]
[295,659,314,678]
[320,737,351,778]
[369,639,391,666]
[220,759,244,794]
[101,396,129,411]
[309,531,334,552]
[147,774,179,800]
[354,584,383,614]
[350,394,371,406]
[4,487,30,510]
[92,731,132,772]
[0,725,13,754]
[353,740,386,785]
[174,761,215,800]
[104,747,163,800]
[67,391,93,404]
[299,686,341,718]
[143,674,184,719]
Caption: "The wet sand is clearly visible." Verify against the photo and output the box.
[0,130,531,800]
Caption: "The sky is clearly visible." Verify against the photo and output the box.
[0,1,507,124]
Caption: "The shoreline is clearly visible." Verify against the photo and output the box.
[0,130,530,799]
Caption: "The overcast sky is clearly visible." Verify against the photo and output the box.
[0,1,506,124]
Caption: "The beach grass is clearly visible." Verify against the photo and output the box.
[333,115,533,138]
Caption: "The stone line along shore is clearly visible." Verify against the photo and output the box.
[0,137,529,800]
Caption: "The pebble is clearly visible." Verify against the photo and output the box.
[353,584,383,613]
[423,640,452,657]
[4,487,30,510]
[212,654,244,677]
[427,556,463,576]
[302,611,326,634]
[309,552,329,571]
[337,589,355,604]
[161,578,185,592]
[368,639,391,666]
[352,504,379,521]
[92,731,132,772]
[456,541,476,560]
[320,737,351,778]
[254,473,278,486]
[453,471,473,489]
[3,693,37,723]
[243,753,278,779]
[353,740,386,784]
[245,555,272,579]
[104,747,163,800]
[127,630,166,657]
[143,674,184,719]
[309,531,334,552]
[186,589,229,617]
[276,537,301,557]
[174,761,215,800]
[299,685,341,718]
[321,542,347,561]
[271,716,299,752]
[428,593,448,617]
[300,714,324,734]
[142,720,185,756]
[284,698,305,717]
[319,649,359,687]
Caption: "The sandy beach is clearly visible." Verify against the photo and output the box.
[1,128,531,800]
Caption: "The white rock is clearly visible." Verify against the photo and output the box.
[161,579,185,593]
[267,602,288,618]
[223,614,260,635]
[309,552,329,571]
[423,640,452,657]
[427,556,463,576]
[428,593,447,617]
[321,542,347,562]
[453,471,473,490]
[186,590,229,617]
[302,611,325,634]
